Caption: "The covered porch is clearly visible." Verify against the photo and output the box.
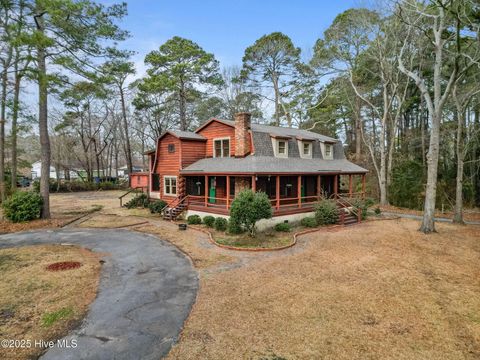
[184,173,366,216]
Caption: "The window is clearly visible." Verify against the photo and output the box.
[164,176,177,196]
[168,144,175,153]
[303,143,311,155]
[325,144,332,156]
[213,138,230,157]
[152,174,160,191]
[278,141,286,154]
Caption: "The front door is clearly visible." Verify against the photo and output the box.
[209,177,216,203]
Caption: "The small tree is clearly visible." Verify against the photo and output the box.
[229,189,272,236]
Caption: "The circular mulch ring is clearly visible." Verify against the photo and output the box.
[46,261,82,272]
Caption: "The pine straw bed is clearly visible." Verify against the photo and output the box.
[165,218,480,360]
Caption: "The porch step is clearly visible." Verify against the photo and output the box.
[162,203,187,221]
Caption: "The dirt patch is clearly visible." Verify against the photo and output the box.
[166,219,480,360]
[0,244,102,360]
[46,261,82,271]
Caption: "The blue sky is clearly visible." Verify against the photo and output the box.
[116,0,359,76]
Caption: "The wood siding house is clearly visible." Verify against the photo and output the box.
[135,112,368,222]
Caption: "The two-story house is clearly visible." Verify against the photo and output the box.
[134,112,368,224]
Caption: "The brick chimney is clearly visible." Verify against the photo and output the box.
[234,112,251,157]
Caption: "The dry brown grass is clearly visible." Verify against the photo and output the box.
[210,228,293,249]
[0,218,75,235]
[0,245,101,360]
[380,204,480,222]
[166,218,480,360]
[136,222,236,269]
[78,214,148,228]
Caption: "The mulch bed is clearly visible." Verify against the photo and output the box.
[45,261,82,272]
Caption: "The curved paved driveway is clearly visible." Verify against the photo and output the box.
[0,228,198,360]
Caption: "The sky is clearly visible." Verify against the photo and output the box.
[115,0,360,77]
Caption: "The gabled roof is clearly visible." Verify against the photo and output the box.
[159,130,207,141]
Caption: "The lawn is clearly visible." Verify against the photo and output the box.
[0,244,101,360]
[165,218,480,360]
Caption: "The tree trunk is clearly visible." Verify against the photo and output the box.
[419,111,440,233]
[453,107,464,224]
[0,56,10,201]
[10,68,21,191]
[272,74,280,126]
[119,85,133,174]
[179,82,187,130]
[36,17,51,218]
[354,97,362,159]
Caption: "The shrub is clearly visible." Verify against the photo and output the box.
[187,215,202,225]
[374,207,381,215]
[203,215,215,227]
[315,199,338,225]
[125,193,149,209]
[214,217,228,231]
[300,217,317,228]
[229,189,272,236]
[98,181,115,190]
[274,222,291,232]
[227,218,243,234]
[352,198,369,220]
[2,191,43,222]
[148,200,167,214]
[389,160,424,210]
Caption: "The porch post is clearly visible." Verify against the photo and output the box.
[252,175,256,192]
[334,174,338,197]
[317,175,321,200]
[349,174,353,197]
[204,175,208,207]
[226,175,230,209]
[276,175,280,210]
[297,175,301,208]
[362,174,366,199]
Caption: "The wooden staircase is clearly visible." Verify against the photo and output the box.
[162,196,188,221]
[335,196,361,226]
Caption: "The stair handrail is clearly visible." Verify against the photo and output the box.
[160,195,189,215]
[119,186,147,207]
[335,194,361,221]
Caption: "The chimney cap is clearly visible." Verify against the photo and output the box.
[234,112,252,117]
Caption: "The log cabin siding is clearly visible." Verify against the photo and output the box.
[181,139,206,168]
[154,133,181,201]
[198,120,251,157]
[130,173,149,188]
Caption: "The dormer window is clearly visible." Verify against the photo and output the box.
[303,143,310,155]
[213,138,230,158]
[322,142,334,160]
[278,141,286,155]
[325,144,332,156]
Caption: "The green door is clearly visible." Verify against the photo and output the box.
[209,177,216,203]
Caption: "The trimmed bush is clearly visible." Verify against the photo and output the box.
[125,193,149,209]
[300,217,317,228]
[148,200,167,214]
[274,222,291,232]
[203,215,215,228]
[2,191,43,222]
[187,215,202,225]
[229,189,272,236]
[315,199,338,225]
[214,217,228,231]
[227,219,243,234]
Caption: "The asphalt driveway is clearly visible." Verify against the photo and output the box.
[0,228,199,360]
